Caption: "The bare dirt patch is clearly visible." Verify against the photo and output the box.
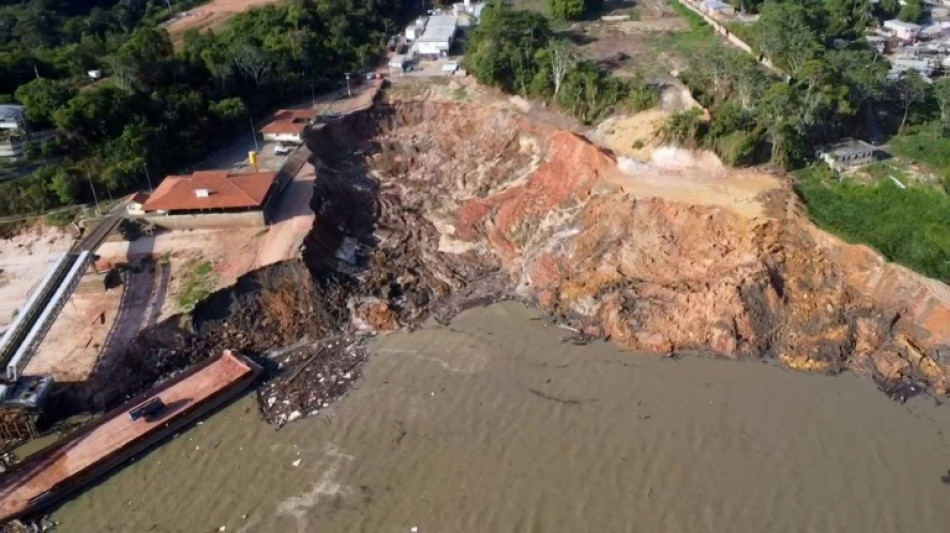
[163,0,282,43]
[0,227,74,330]
[568,0,691,79]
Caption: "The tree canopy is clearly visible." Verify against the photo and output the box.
[0,0,417,216]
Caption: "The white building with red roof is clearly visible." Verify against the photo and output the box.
[142,170,279,215]
[259,109,320,144]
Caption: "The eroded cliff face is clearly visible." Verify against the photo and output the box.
[306,99,950,395]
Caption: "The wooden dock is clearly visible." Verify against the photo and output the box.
[0,350,260,522]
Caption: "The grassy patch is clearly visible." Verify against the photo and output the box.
[889,123,950,192]
[658,0,717,54]
[452,86,468,100]
[857,161,917,186]
[43,207,78,227]
[795,165,950,282]
[177,258,218,312]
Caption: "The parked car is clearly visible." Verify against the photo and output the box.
[274,144,291,155]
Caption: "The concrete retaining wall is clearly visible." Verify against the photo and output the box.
[144,210,266,230]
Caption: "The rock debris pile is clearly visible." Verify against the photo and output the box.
[258,336,368,426]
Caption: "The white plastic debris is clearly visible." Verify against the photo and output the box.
[292,459,302,467]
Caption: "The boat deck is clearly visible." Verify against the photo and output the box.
[0,351,259,520]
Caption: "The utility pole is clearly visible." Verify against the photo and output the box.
[250,117,259,151]
[143,162,153,192]
[345,73,352,97]
[311,84,316,107]
[87,172,101,216]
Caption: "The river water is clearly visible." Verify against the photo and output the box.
[51,302,950,532]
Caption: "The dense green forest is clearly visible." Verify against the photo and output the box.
[0,0,415,217]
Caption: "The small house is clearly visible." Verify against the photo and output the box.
[702,0,735,17]
[142,170,279,217]
[920,22,950,40]
[413,16,458,58]
[260,109,319,144]
[0,105,25,131]
[884,19,922,42]
[816,138,878,171]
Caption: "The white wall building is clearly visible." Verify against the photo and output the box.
[413,15,458,57]
[884,19,922,42]
[414,25,457,57]
[0,105,25,131]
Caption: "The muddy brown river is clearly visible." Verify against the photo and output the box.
[49,303,950,532]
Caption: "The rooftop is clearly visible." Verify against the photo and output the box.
[427,14,458,27]
[418,25,456,43]
[142,170,278,212]
[704,0,732,9]
[820,138,877,158]
[0,105,24,123]
[884,19,922,30]
[260,109,319,136]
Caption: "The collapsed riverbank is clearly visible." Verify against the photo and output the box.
[57,94,950,425]
[47,303,950,532]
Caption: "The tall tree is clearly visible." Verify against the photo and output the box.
[933,77,950,134]
[752,2,823,76]
[899,0,925,23]
[758,82,806,169]
[15,78,76,127]
[550,0,585,20]
[894,70,931,131]
[547,38,574,97]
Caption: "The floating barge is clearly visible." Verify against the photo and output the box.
[0,350,261,522]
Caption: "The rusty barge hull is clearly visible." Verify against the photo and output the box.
[0,351,261,522]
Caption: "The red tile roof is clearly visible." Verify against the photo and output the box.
[273,109,320,121]
[259,109,319,136]
[260,121,307,135]
[129,192,150,205]
[142,170,278,212]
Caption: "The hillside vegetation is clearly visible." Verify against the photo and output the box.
[0,0,416,217]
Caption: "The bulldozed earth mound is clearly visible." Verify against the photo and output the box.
[88,98,950,425]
